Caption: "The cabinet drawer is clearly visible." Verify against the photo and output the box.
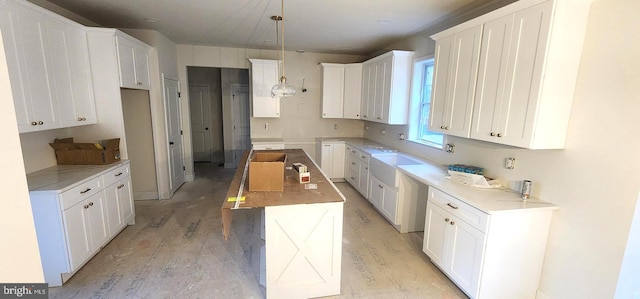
[348,147,370,164]
[429,188,489,232]
[347,169,358,185]
[60,177,103,210]
[102,163,130,186]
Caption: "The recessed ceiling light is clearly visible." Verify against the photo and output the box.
[377,19,391,25]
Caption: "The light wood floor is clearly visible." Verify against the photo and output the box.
[49,163,467,299]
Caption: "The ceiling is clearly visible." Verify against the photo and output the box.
[35,0,516,55]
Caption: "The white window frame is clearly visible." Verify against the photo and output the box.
[408,55,445,150]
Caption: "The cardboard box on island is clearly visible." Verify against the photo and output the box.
[248,151,286,191]
[49,137,121,165]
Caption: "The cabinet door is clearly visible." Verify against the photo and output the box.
[471,14,514,143]
[117,177,134,223]
[331,143,345,179]
[429,26,481,137]
[376,55,393,123]
[86,192,108,250]
[380,182,398,225]
[133,45,150,89]
[46,20,96,127]
[358,162,369,199]
[250,60,280,117]
[343,64,362,119]
[369,176,384,208]
[423,202,449,268]
[360,63,372,120]
[104,182,124,235]
[495,1,552,147]
[448,216,485,296]
[13,6,59,132]
[63,200,92,271]
[319,143,333,176]
[321,64,344,118]
[116,36,136,88]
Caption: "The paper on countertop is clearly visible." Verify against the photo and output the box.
[305,184,318,190]
[446,170,501,189]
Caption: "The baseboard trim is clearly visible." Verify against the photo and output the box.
[133,191,159,200]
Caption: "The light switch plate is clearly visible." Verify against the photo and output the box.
[505,157,516,169]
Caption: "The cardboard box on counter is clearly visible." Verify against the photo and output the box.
[49,137,121,165]
[248,152,286,191]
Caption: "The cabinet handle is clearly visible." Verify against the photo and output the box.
[446,203,459,210]
[84,204,89,209]
[80,188,91,194]
[440,125,445,129]
[31,121,38,126]
[376,117,382,120]
[497,133,503,137]
[118,184,125,189]
[38,121,44,125]
[324,144,331,147]
[450,221,455,225]
[89,202,94,206]
[490,132,496,136]
[136,81,143,85]
[378,185,383,189]
[115,172,123,176]
[361,155,365,159]
[365,167,368,170]
[351,177,355,180]
[445,218,450,222]
[77,117,86,121]
[363,115,367,117]
[351,151,356,154]
[170,141,174,145]
[351,162,356,165]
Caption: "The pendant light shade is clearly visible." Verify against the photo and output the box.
[271,0,296,98]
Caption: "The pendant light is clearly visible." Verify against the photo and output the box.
[270,0,296,98]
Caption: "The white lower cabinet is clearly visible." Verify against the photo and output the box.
[369,175,398,225]
[316,140,345,181]
[29,161,134,286]
[424,187,554,299]
[344,145,370,198]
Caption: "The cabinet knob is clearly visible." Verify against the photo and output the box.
[378,185,384,189]
[450,221,455,225]
[118,184,125,189]
[497,133,503,137]
[38,121,44,125]
[351,162,356,165]
[376,117,382,120]
[363,115,367,118]
[440,126,445,129]
[84,205,89,209]
[445,218,450,222]
[351,177,355,180]
[31,121,38,126]
[89,202,94,206]
[490,132,496,136]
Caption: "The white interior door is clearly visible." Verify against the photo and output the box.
[231,84,250,168]
[189,84,212,162]
[163,76,185,194]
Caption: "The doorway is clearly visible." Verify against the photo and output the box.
[187,67,250,168]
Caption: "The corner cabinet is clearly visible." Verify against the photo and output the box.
[423,187,555,299]
[431,0,592,149]
[0,0,97,133]
[28,161,135,287]
[249,59,280,118]
[115,32,151,90]
[360,50,413,124]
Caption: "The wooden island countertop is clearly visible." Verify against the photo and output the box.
[221,149,345,239]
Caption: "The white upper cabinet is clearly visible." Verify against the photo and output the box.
[249,59,280,118]
[0,0,58,132]
[45,18,97,127]
[116,32,150,90]
[429,25,482,138]
[320,63,362,119]
[343,63,363,119]
[360,50,414,125]
[320,63,345,118]
[432,0,592,149]
[0,0,99,133]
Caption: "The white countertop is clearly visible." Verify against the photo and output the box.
[27,160,130,192]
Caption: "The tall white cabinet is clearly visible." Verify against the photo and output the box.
[320,63,362,119]
[431,0,592,149]
[249,59,280,118]
[0,0,97,133]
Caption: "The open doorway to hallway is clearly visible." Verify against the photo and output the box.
[187,67,250,168]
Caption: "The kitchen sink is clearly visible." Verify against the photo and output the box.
[370,153,423,187]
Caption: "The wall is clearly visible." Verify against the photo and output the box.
[366,0,640,298]
[0,32,44,282]
[177,45,366,178]
[122,89,158,200]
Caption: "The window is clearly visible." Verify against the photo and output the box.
[408,56,444,149]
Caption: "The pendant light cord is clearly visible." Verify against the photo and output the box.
[280,0,285,81]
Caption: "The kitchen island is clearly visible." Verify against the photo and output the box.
[222,149,345,299]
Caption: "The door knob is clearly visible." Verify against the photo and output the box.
[170,141,174,145]
[205,127,209,130]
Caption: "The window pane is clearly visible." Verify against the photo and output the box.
[409,58,443,149]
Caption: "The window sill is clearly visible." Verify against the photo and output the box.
[407,138,445,151]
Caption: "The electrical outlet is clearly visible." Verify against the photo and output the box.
[380,129,386,135]
[505,157,516,169]
[445,144,455,153]
[334,124,338,130]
